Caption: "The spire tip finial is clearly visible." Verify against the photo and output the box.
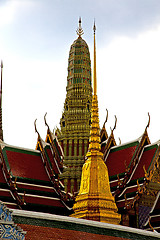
[93,19,96,34]
[145,112,150,130]
[93,19,97,95]
[76,17,84,37]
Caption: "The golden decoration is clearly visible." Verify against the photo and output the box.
[71,22,121,224]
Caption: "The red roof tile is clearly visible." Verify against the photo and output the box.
[132,145,157,181]
[0,168,7,183]
[4,149,49,182]
[106,143,138,177]
[18,224,130,240]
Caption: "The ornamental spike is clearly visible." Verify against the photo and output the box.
[76,17,84,37]
[93,20,97,95]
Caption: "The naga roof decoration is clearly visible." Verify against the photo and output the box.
[44,113,64,173]
[101,114,117,159]
[100,109,109,143]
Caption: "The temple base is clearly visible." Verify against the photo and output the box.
[71,194,121,225]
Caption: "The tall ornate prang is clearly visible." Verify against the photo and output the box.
[57,18,92,193]
[0,61,3,141]
[71,22,121,224]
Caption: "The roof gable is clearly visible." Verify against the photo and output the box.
[2,146,50,182]
[106,141,139,178]
[132,144,158,181]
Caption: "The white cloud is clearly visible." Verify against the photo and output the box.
[0,0,34,27]
[3,55,67,148]
[97,25,160,143]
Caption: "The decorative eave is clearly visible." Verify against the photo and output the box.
[102,131,117,160]
[113,123,151,199]
[44,113,64,170]
[100,109,109,143]
[34,119,73,209]
[102,114,117,158]
[0,144,25,208]
[114,139,160,215]
[46,129,64,169]
[100,125,108,143]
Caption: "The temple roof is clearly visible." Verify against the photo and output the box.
[106,139,139,179]
[0,136,73,215]
[103,128,156,211]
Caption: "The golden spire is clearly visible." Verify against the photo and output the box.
[93,20,97,95]
[76,17,84,37]
[71,21,121,224]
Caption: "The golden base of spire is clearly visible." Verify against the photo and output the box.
[71,95,121,225]
[71,151,121,224]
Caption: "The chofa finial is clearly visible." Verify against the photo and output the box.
[76,17,84,37]
[145,112,150,131]
[34,119,39,135]
[44,112,49,128]
[103,109,108,128]
[110,115,117,133]
[113,115,117,131]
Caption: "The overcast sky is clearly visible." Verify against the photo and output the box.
[0,0,160,149]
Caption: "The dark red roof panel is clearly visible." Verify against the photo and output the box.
[106,141,139,177]
[0,168,7,183]
[132,144,158,181]
[3,147,49,182]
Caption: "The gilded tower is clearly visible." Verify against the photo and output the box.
[71,22,121,224]
[57,19,92,193]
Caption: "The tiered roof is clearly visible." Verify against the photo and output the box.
[101,116,160,229]
[102,124,149,205]
[0,125,73,215]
